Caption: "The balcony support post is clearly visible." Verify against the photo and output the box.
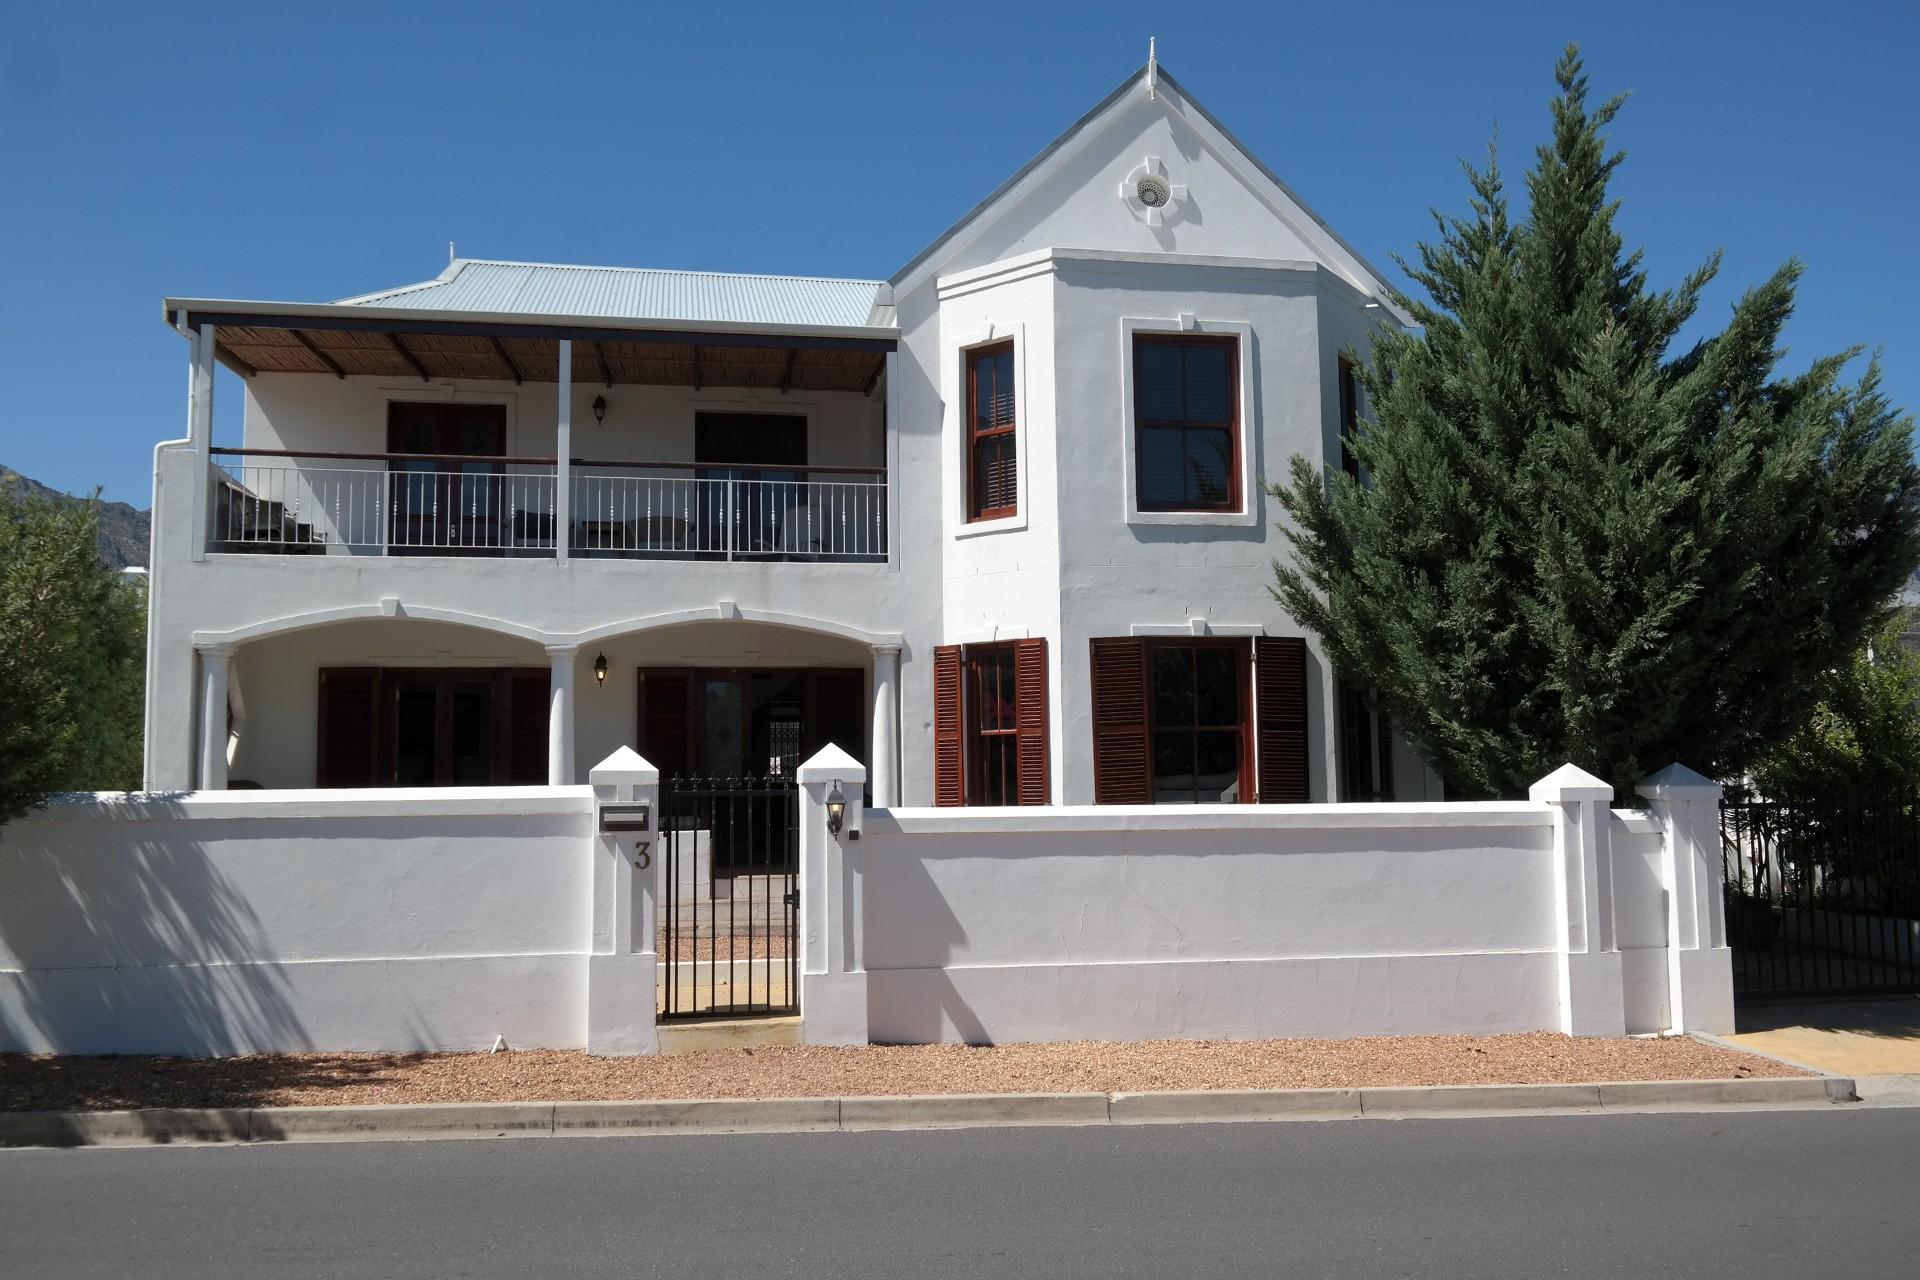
[555,339,572,562]
[196,642,234,791]
[870,644,901,807]
[188,320,217,561]
[547,644,578,785]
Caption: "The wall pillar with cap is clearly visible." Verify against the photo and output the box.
[587,746,659,1055]
[1531,763,1626,1037]
[1637,763,1735,1034]
[797,743,868,1046]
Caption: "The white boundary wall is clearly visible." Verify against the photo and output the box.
[798,758,1736,1047]
[0,788,598,1056]
[0,751,1734,1057]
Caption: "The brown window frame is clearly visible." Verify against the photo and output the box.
[1145,637,1253,804]
[965,341,1018,521]
[1132,333,1241,513]
[317,665,547,788]
[965,643,1020,804]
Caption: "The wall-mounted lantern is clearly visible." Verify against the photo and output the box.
[592,394,607,425]
[593,652,609,687]
[825,782,847,836]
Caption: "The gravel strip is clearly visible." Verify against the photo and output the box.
[0,1033,1802,1113]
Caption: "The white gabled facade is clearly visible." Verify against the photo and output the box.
[145,63,1444,806]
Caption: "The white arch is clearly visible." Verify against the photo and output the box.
[193,602,551,648]
[561,605,903,650]
[192,601,905,651]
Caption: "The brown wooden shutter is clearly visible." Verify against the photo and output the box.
[317,667,378,788]
[806,669,867,766]
[1090,637,1150,804]
[1013,638,1049,805]
[506,670,551,784]
[1255,637,1310,803]
[933,645,965,806]
[637,668,692,779]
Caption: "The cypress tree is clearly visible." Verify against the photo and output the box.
[1271,46,1920,798]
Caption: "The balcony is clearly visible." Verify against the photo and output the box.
[210,449,888,563]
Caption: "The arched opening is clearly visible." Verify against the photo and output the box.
[573,620,876,783]
[223,617,549,788]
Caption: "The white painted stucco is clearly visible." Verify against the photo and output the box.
[148,64,1447,805]
[0,758,1731,1056]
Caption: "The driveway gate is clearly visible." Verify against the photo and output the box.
[658,774,800,1020]
[1720,793,1920,1000]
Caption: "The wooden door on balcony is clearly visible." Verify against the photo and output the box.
[694,413,806,557]
[387,403,508,553]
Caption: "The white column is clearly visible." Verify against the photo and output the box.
[1530,763,1625,1036]
[555,339,572,562]
[196,643,234,791]
[188,322,216,562]
[870,644,901,807]
[547,644,578,785]
[1637,763,1735,1035]
[587,746,660,1055]
[797,743,869,1046]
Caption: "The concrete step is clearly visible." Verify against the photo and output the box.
[656,1016,802,1055]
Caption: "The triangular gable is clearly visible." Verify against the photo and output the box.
[892,64,1407,322]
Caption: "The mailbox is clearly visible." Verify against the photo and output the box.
[599,801,652,834]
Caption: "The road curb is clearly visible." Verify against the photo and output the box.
[0,1076,1859,1149]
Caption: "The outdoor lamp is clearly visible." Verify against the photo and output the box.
[592,394,607,425]
[593,652,608,686]
[825,782,847,835]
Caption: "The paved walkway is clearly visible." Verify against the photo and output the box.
[1723,996,1920,1101]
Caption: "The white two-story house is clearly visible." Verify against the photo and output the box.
[144,61,1443,808]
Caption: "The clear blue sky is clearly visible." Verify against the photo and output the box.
[3,0,1913,506]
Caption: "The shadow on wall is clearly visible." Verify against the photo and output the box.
[862,841,991,1046]
[0,794,308,1064]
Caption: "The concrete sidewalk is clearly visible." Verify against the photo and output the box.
[1720,997,1920,1103]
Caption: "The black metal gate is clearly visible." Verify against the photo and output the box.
[658,775,800,1021]
[1720,793,1920,1000]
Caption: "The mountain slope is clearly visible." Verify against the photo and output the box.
[0,466,150,569]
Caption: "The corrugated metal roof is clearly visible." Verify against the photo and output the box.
[336,259,892,330]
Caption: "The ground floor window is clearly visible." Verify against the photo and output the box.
[1150,641,1248,803]
[932,638,1049,806]
[318,666,549,787]
[1338,680,1396,802]
[1090,635,1309,804]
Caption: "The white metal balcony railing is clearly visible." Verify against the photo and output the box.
[207,450,888,562]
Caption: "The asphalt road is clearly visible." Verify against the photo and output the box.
[2,1108,1916,1278]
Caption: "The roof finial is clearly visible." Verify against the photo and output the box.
[1146,36,1157,100]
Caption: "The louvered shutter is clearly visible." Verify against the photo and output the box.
[637,668,692,780]
[933,645,965,806]
[507,670,551,784]
[1090,638,1150,804]
[1255,637,1310,803]
[807,669,866,765]
[1013,638,1049,805]
[317,667,378,788]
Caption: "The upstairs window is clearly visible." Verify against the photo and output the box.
[1338,357,1360,479]
[1133,335,1239,512]
[966,343,1018,520]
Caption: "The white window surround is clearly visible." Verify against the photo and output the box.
[948,322,1029,538]
[1119,316,1260,528]
[1129,621,1268,638]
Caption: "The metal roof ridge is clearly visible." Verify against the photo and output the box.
[452,257,887,286]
